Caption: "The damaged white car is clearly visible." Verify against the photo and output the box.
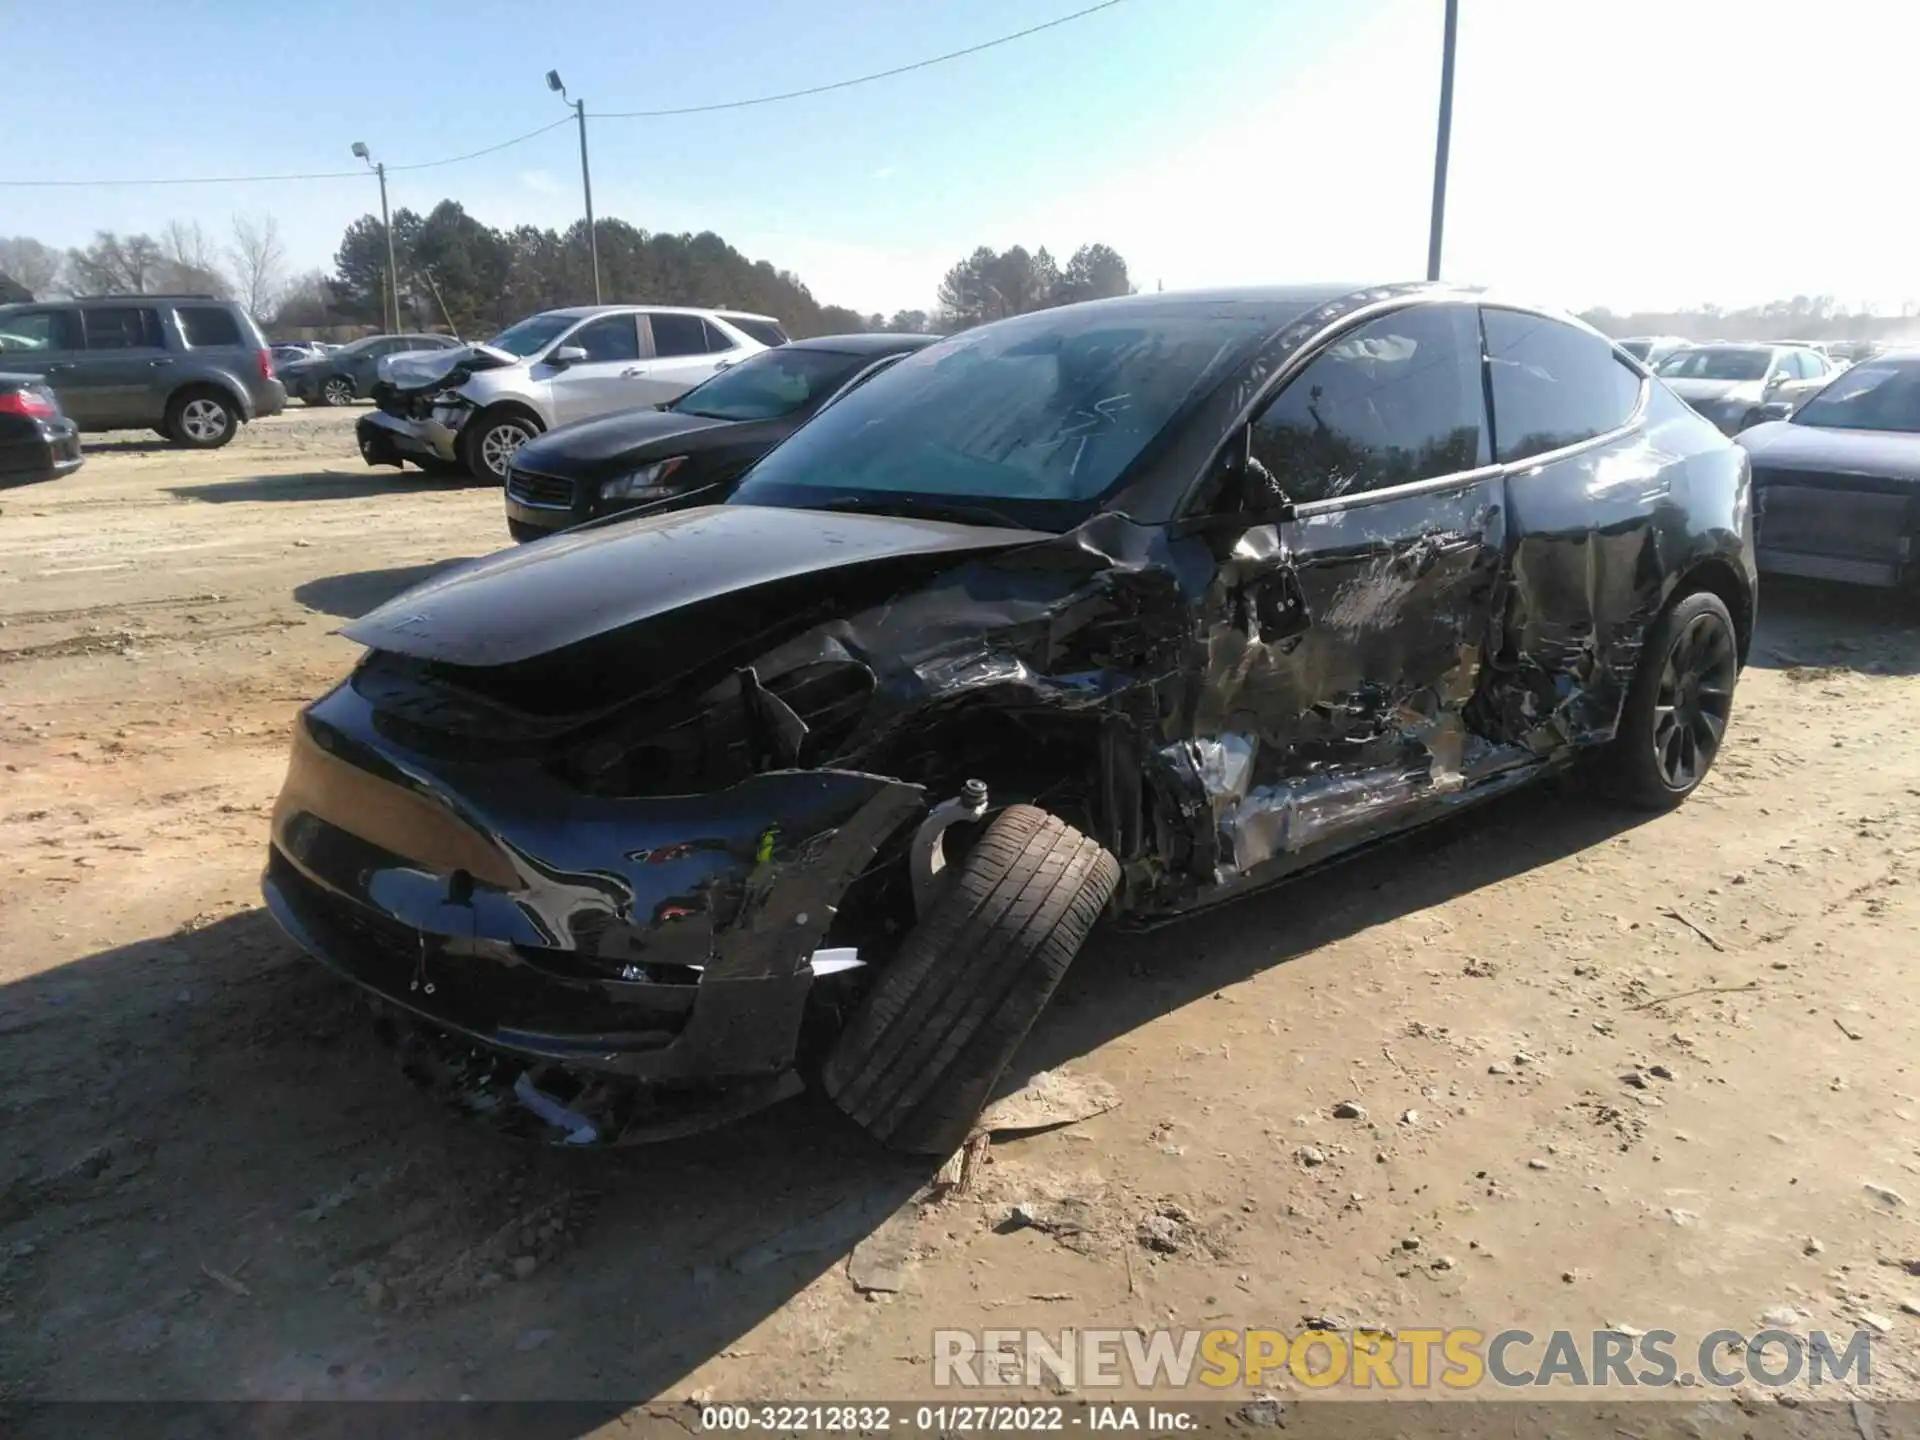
[355,305,788,481]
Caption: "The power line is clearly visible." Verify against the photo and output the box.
[598,0,1129,119]
[0,116,575,189]
[0,1,1130,190]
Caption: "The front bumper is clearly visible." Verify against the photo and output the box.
[357,409,459,468]
[1755,474,1920,588]
[503,463,589,539]
[263,681,922,1134]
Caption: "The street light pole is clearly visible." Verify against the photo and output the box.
[547,71,602,303]
[1426,0,1459,283]
[352,142,402,332]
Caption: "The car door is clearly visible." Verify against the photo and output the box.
[1478,306,1659,747]
[1780,349,1829,406]
[0,307,86,416]
[1186,300,1505,877]
[636,313,734,405]
[544,313,647,425]
[75,305,172,426]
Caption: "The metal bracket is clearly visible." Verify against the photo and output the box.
[909,778,989,918]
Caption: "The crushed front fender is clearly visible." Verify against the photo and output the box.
[264,680,924,1112]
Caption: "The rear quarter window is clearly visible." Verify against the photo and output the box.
[175,306,244,348]
[1484,308,1643,463]
[722,316,788,348]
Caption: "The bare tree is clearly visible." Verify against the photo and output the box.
[157,220,229,295]
[228,213,287,320]
[0,237,66,298]
[67,232,166,294]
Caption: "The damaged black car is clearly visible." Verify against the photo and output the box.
[264,284,1756,1155]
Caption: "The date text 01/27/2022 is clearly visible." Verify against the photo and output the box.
[696,1403,1197,1431]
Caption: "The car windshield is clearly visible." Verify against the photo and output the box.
[728,305,1267,531]
[670,347,872,421]
[1790,361,1920,432]
[486,313,577,358]
[1657,347,1770,381]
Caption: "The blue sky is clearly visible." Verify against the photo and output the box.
[6,0,1918,317]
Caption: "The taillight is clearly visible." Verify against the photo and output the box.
[256,348,274,379]
[0,389,57,419]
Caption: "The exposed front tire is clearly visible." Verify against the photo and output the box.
[165,388,240,449]
[1595,589,1739,810]
[461,410,542,483]
[821,805,1120,1155]
[320,375,356,407]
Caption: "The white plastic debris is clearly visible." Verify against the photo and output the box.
[512,1070,599,1145]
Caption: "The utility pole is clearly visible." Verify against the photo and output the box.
[352,142,402,332]
[547,71,602,303]
[1426,0,1460,282]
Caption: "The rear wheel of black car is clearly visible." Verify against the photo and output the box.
[821,805,1120,1155]
[1597,589,1739,810]
[166,388,239,449]
[320,376,356,407]
[462,409,542,483]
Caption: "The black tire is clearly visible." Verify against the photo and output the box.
[461,409,542,483]
[319,375,356,407]
[165,387,240,449]
[821,805,1120,1155]
[1595,589,1739,810]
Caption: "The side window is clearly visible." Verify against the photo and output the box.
[0,309,79,351]
[1483,308,1642,463]
[568,315,640,363]
[724,316,790,347]
[175,306,243,348]
[701,319,739,354]
[1248,304,1489,504]
[648,313,709,358]
[82,307,163,350]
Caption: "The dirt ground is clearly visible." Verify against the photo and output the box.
[3,408,1920,1426]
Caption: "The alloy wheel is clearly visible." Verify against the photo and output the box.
[1651,610,1736,790]
[322,377,354,406]
[480,422,534,478]
[180,398,230,444]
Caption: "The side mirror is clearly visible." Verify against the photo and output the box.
[549,344,588,368]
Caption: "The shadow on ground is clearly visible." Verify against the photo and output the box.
[294,561,480,620]
[1747,575,1920,676]
[167,471,486,505]
[0,772,1656,1407]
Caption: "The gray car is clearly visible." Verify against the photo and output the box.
[0,294,285,448]
[279,333,462,407]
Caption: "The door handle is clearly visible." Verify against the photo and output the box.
[45,363,73,373]
[620,367,647,378]
[148,358,175,367]
[714,360,734,370]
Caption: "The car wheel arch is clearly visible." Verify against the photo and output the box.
[167,378,247,421]
[1664,556,1754,668]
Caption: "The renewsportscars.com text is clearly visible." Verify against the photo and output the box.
[933,1326,1873,1390]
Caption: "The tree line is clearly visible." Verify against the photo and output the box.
[1583,293,1920,344]
[2,209,1134,342]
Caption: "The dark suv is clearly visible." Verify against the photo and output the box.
[0,295,285,448]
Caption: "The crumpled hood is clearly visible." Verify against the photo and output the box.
[341,502,1049,667]
[1666,377,1762,405]
[379,343,516,393]
[512,407,735,473]
[1738,420,1920,482]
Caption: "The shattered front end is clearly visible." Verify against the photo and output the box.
[263,669,923,1144]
